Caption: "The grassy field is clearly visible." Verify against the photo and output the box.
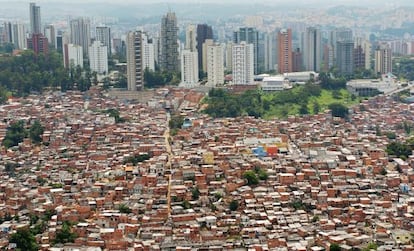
[263,88,362,119]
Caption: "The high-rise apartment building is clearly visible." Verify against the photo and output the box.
[181,50,199,85]
[302,27,321,72]
[29,2,41,34]
[44,24,55,47]
[126,31,144,91]
[336,40,354,75]
[89,41,108,74]
[278,29,292,74]
[70,18,91,56]
[263,31,278,72]
[142,33,155,72]
[185,24,197,52]
[12,23,26,49]
[232,42,254,85]
[196,24,213,71]
[202,39,214,73]
[64,43,83,69]
[292,48,303,72]
[160,12,179,72]
[234,27,259,74]
[375,44,392,74]
[96,26,111,56]
[353,45,366,70]
[207,43,224,87]
[27,33,48,55]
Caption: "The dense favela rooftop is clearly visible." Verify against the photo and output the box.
[0,86,413,250]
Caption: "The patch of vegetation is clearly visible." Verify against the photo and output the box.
[9,228,38,251]
[229,200,239,211]
[169,114,184,129]
[103,109,126,123]
[118,204,132,214]
[123,153,150,166]
[53,221,77,245]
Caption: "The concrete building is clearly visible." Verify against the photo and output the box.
[278,29,292,74]
[96,26,111,56]
[12,23,26,49]
[196,24,213,71]
[89,41,108,75]
[302,27,321,72]
[207,43,224,87]
[70,18,91,56]
[142,33,155,72]
[261,76,291,92]
[160,12,179,72]
[225,42,234,72]
[292,48,303,72]
[44,24,55,47]
[126,31,144,91]
[185,24,197,52]
[263,31,278,72]
[181,50,199,86]
[27,33,48,55]
[202,39,214,73]
[336,40,354,75]
[63,43,83,69]
[29,2,41,34]
[232,42,254,85]
[375,44,392,74]
[234,27,259,74]
[354,44,366,70]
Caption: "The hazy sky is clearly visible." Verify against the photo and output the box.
[0,0,413,5]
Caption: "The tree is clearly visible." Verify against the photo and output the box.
[191,187,200,200]
[2,120,27,148]
[243,170,259,186]
[29,120,44,144]
[299,103,309,115]
[312,101,320,114]
[329,103,349,118]
[330,243,341,251]
[9,228,38,251]
[229,200,239,211]
[53,221,77,244]
[386,141,412,160]
[118,204,132,214]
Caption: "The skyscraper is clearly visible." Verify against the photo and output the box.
[12,23,26,49]
[234,27,259,74]
[142,33,155,72]
[70,18,91,56]
[207,43,224,87]
[185,24,197,52]
[44,24,55,47]
[181,50,199,86]
[96,26,111,56]
[292,48,303,72]
[126,31,144,91]
[160,12,179,72]
[302,27,321,72]
[232,42,254,85]
[278,29,292,74]
[196,24,213,71]
[375,44,392,74]
[336,40,354,75]
[29,2,41,34]
[263,31,278,72]
[89,41,108,74]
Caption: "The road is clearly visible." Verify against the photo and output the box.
[164,112,173,218]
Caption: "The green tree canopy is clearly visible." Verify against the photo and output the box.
[328,103,349,118]
[9,228,39,251]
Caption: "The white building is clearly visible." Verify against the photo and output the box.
[261,75,291,92]
[126,31,144,91]
[44,24,55,47]
[64,43,83,69]
[232,42,254,85]
[11,23,26,50]
[375,43,392,74]
[142,33,155,71]
[207,43,224,87]
[181,50,199,86]
[89,41,108,74]
[96,26,111,55]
